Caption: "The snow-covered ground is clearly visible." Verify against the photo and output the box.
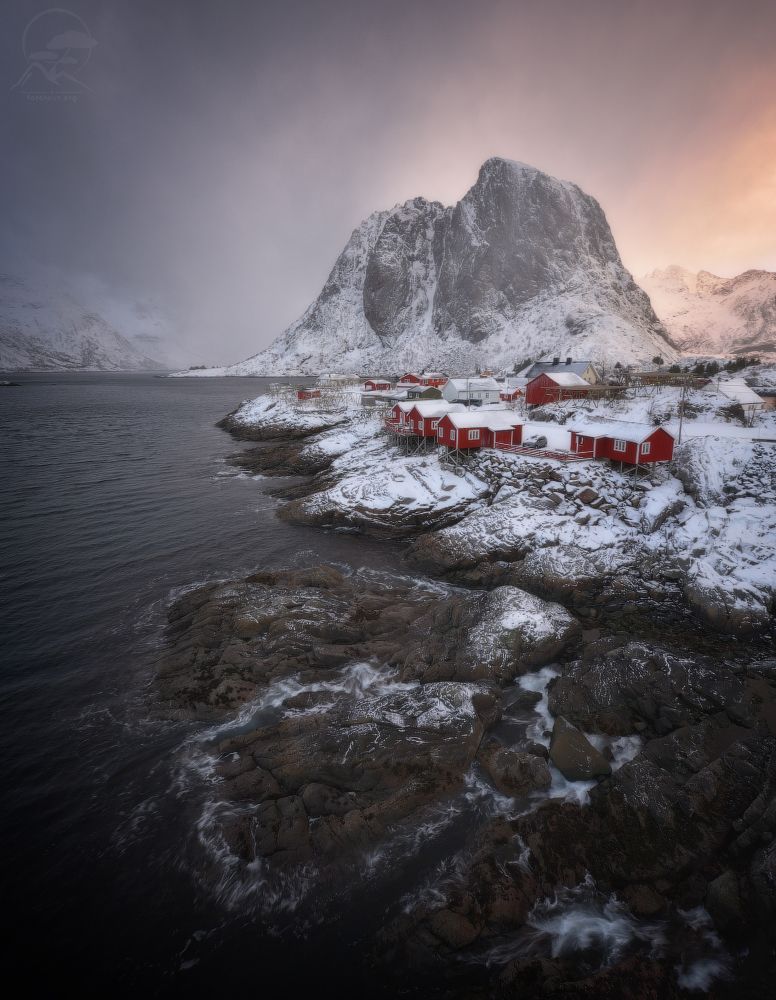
[525,381,776,442]
[228,372,776,631]
[287,418,490,531]
[224,390,360,436]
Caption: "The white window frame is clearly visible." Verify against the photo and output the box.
[469,429,480,441]
[640,441,651,456]
[431,419,438,430]
[613,438,627,453]
[450,429,456,442]
[418,419,424,432]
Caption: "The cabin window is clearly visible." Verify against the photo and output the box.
[431,419,438,429]
[613,439,627,453]
[641,441,651,456]
[469,429,480,440]
[418,419,424,432]
[450,429,456,442]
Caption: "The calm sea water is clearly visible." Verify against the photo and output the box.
[0,373,408,994]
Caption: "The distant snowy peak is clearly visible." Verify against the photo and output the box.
[0,273,183,371]
[642,267,776,357]
[225,157,677,376]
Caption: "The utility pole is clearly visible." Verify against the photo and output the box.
[677,376,688,445]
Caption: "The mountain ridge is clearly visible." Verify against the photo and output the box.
[0,273,184,371]
[219,158,678,376]
[641,266,776,357]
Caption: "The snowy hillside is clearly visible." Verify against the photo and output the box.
[0,273,184,371]
[185,158,678,376]
[642,266,776,358]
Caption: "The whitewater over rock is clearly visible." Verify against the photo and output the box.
[641,265,776,358]
[224,158,677,375]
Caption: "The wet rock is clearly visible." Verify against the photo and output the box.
[228,441,334,477]
[547,641,747,737]
[428,909,480,949]
[683,578,773,636]
[519,716,776,899]
[621,882,668,917]
[549,717,611,780]
[479,740,552,796]
[706,870,744,931]
[213,681,488,866]
[158,567,587,721]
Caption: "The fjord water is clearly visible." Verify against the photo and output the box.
[0,373,407,993]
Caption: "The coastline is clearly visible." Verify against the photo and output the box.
[151,383,776,996]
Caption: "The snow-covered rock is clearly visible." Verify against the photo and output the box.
[466,587,580,676]
[220,393,353,440]
[199,158,677,376]
[641,266,776,359]
[280,421,489,535]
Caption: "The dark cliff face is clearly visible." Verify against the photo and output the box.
[432,159,624,342]
[359,158,665,347]
[241,157,675,374]
[362,197,444,344]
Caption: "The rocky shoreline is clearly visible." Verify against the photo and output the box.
[156,398,776,996]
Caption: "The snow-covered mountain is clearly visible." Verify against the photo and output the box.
[0,273,184,371]
[641,266,776,358]
[216,158,677,376]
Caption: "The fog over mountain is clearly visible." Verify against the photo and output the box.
[0,271,187,371]
[641,266,776,358]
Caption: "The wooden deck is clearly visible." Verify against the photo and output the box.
[492,443,588,462]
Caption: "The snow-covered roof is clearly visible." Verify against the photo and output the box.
[442,410,521,430]
[410,400,464,416]
[570,419,672,443]
[421,371,446,378]
[540,372,590,387]
[504,376,529,388]
[520,360,596,379]
[716,379,764,406]
[446,377,501,391]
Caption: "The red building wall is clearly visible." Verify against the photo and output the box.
[525,373,590,406]
[570,428,674,464]
[436,417,485,449]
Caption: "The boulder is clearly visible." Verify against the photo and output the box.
[479,742,552,796]
[549,716,611,780]
[547,641,746,737]
[706,870,744,931]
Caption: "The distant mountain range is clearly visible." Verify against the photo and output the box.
[641,266,776,358]
[201,158,678,376]
[0,273,185,371]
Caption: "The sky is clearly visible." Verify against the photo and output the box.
[1,0,775,364]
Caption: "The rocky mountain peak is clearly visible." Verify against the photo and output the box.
[225,159,678,376]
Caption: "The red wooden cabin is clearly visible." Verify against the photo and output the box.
[297,388,321,400]
[436,412,522,450]
[569,424,674,464]
[364,379,392,391]
[420,372,448,388]
[525,372,591,406]
[396,372,422,387]
[406,402,460,438]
